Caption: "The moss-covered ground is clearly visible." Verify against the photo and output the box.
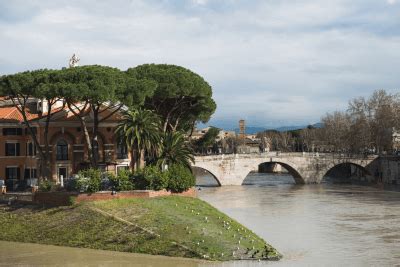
[0,196,281,261]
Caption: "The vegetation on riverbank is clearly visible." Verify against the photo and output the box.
[0,196,281,261]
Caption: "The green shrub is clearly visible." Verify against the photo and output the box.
[166,164,195,193]
[108,169,134,191]
[134,165,168,191]
[76,168,102,193]
[65,178,78,192]
[67,196,77,205]
[38,180,54,192]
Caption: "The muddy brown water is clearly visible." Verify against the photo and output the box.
[1,173,400,266]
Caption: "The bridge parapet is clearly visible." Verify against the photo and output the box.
[194,153,377,163]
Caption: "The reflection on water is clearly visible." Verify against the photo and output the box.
[1,173,399,266]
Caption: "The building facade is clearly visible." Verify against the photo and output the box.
[0,98,130,190]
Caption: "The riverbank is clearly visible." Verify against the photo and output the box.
[0,196,281,261]
[0,240,203,267]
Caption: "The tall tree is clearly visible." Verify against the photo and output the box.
[116,108,161,171]
[126,64,216,133]
[0,69,65,180]
[320,111,351,152]
[55,65,156,167]
[194,127,220,154]
[157,131,194,171]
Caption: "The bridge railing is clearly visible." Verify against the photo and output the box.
[194,151,378,160]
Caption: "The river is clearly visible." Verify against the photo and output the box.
[1,173,399,266]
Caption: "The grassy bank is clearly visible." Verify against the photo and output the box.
[0,196,281,261]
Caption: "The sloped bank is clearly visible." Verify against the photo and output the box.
[0,196,282,261]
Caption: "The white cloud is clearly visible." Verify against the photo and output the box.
[1,0,400,127]
[192,0,208,5]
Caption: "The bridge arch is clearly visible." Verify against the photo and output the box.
[320,162,372,183]
[191,166,222,186]
[255,161,305,184]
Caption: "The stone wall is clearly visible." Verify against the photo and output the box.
[377,156,400,191]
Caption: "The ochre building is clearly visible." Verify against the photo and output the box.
[0,98,130,190]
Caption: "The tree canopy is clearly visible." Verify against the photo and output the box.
[0,69,66,179]
[50,65,157,167]
[126,64,216,133]
[0,63,216,176]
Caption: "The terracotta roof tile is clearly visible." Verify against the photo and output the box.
[0,102,123,123]
[0,106,40,122]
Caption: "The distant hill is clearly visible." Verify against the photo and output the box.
[233,123,322,134]
[233,126,266,134]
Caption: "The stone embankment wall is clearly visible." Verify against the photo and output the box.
[376,157,400,191]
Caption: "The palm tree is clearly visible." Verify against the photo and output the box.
[116,108,161,171]
[157,131,194,171]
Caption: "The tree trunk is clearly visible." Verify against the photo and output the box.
[130,149,136,172]
[67,102,95,168]
[42,100,55,180]
[139,149,145,169]
[136,149,144,171]
[91,106,99,167]
[81,117,95,167]
[13,98,49,182]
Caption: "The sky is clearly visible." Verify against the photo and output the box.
[1,0,400,129]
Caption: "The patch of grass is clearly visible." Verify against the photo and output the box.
[0,197,281,261]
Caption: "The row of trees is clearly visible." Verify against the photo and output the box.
[257,90,400,154]
[257,127,318,152]
[0,64,216,180]
[320,90,400,153]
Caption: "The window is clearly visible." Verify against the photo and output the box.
[6,167,20,180]
[56,140,68,160]
[24,168,37,179]
[27,142,37,156]
[5,142,20,156]
[116,142,128,159]
[2,128,22,136]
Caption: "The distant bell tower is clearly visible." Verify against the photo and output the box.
[239,119,245,139]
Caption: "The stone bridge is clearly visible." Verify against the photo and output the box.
[192,152,378,185]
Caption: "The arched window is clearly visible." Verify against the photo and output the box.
[56,140,68,160]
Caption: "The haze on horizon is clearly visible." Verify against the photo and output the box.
[1,0,400,129]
